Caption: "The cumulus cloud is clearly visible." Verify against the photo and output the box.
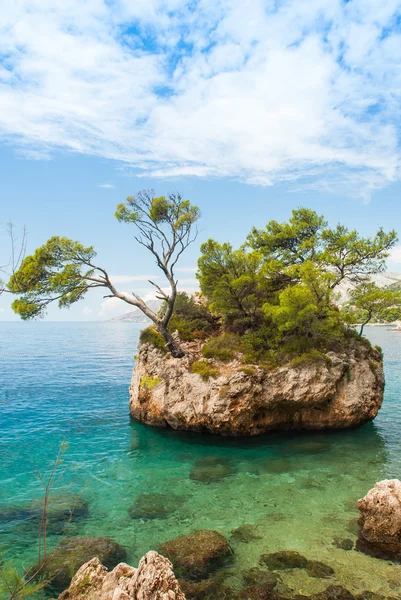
[389,246,401,264]
[1,0,401,198]
[97,296,125,317]
[109,274,159,284]
[81,306,93,315]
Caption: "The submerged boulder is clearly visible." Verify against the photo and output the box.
[128,492,183,520]
[159,529,232,580]
[33,536,127,591]
[306,561,334,579]
[356,479,401,560]
[57,551,186,600]
[0,494,88,535]
[259,551,308,570]
[129,342,384,436]
[190,457,236,483]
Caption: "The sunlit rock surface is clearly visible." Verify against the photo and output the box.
[57,551,186,600]
[129,342,384,436]
[357,479,401,561]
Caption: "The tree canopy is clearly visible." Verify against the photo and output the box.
[196,208,398,363]
[8,191,200,358]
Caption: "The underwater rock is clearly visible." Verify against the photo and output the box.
[128,492,182,519]
[129,342,384,436]
[0,494,88,534]
[311,585,355,600]
[230,524,262,543]
[332,537,353,551]
[190,457,236,483]
[33,536,127,591]
[57,551,186,600]
[242,567,281,589]
[179,576,236,600]
[259,551,308,570]
[159,529,232,580]
[356,479,401,561]
[306,561,334,578]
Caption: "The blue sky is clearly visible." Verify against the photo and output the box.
[1,0,401,321]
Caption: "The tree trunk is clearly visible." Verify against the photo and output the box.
[159,325,185,358]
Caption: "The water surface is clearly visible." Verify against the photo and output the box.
[1,322,401,596]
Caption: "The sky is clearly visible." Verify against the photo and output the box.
[1,0,401,321]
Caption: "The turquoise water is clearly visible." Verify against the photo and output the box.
[1,322,401,596]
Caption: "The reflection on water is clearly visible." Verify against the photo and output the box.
[1,323,401,596]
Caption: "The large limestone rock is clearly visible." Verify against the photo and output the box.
[357,479,401,560]
[129,341,384,436]
[57,551,186,599]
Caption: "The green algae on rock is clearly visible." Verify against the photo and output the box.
[159,529,232,580]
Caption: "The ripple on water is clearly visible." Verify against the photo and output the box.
[1,323,401,597]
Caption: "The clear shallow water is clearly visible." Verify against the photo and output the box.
[1,322,401,597]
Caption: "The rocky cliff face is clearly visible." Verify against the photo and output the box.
[129,341,384,436]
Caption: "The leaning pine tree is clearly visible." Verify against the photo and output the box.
[8,191,200,358]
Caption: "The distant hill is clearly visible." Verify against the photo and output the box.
[108,299,161,322]
[335,271,401,303]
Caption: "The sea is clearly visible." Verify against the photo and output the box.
[1,322,401,597]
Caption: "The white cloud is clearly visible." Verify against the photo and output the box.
[98,183,115,189]
[81,306,92,315]
[389,246,401,264]
[1,0,401,198]
[175,267,197,273]
[109,274,159,284]
[97,296,125,317]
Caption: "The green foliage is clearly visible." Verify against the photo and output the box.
[8,236,97,319]
[348,282,401,333]
[139,326,167,353]
[165,292,217,341]
[239,365,256,376]
[0,559,47,599]
[190,361,218,381]
[290,350,332,369]
[202,333,242,362]
[115,194,200,230]
[197,240,268,332]
[196,207,397,364]
[140,374,161,389]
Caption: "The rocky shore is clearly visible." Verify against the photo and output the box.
[129,341,384,436]
[54,478,401,599]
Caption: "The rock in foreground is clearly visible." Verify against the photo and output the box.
[130,342,384,436]
[357,479,401,560]
[57,551,186,599]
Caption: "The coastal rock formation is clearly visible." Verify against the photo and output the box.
[129,341,384,436]
[35,536,127,591]
[57,551,186,600]
[357,479,401,560]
